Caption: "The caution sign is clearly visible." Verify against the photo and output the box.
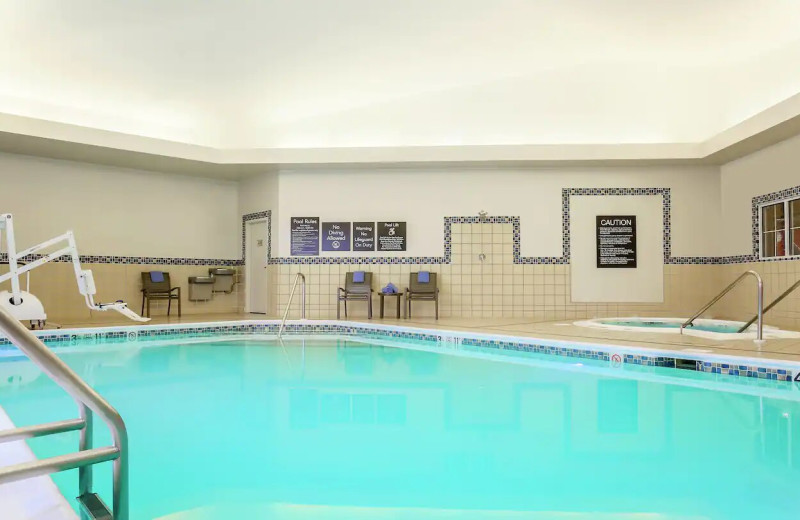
[596,216,637,268]
[377,222,406,252]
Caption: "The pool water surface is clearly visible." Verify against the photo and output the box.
[0,337,798,519]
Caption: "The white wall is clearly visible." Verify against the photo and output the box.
[238,171,278,217]
[0,152,240,259]
[275,165,722,259]
[570,195,664,302]
[720,133,800,256]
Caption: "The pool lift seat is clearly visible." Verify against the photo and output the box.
[0,213,149,328]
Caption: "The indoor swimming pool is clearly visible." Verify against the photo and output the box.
[1,329,799,519]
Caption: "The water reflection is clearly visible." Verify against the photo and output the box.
[0,338,798,520]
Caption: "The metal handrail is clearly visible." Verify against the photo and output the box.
[0,305,128,519]
[739,278,800,332]
[277,273,306,339]
[681,270,763,341]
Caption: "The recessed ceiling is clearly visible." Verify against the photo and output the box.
[1,0,800,150]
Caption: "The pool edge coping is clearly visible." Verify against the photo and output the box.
[3,319,798,383]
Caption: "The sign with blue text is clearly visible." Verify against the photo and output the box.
[596,215,637,268]
[321,222,351,252]
[377,221,406,252]
[290,217,320,256]
[353,222,375,251]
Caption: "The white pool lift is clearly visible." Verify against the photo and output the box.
[0,213,149,328]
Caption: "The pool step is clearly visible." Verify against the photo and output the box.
[77,492,112,520]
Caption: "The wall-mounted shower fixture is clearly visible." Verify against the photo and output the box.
[477,210,488,262]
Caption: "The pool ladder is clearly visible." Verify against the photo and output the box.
[680,270,763,341]
[0,305,128,519]
[277,272,307,339]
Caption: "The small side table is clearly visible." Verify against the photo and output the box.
[378,292,403,319]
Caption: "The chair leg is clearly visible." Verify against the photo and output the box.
[344,300,348,318]
[408,297,411,318]
[146,298,151,318]
[435,296,439,320]
[167,297,171,317]
[368,296,373,319]
[337,299,341,320]
[141,293,145,316]
[177,293,182,317]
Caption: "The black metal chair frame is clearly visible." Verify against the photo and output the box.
[337,272,374,319]
[141,272,181,318]
[406,272,439,319]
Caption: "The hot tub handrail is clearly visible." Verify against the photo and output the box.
[681,270,763,341]
[0,305,128,519]
[738,277,800,333]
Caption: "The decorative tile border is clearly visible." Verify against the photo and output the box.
[0,252,240,266]
[1,321,797,384]
[242,210,272,262]
[696,360,790,380]
[4,183,797,267]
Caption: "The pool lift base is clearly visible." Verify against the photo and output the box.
[0,213,149,327]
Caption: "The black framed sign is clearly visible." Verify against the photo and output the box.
[321,222,351,252]
[290,217,320,256]
[353,222,375,251]
[596,215,637,268]
[377,221,406,252]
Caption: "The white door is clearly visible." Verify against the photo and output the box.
[247,220,268,314]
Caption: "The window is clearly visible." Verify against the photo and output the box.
[760,197,800,258]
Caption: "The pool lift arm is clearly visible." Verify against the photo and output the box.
[0,214,150,328]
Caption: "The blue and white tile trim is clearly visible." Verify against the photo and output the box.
[0,252,241,266]
[242,210,272,262]
[2,320,797,384]
[3,183,797,267]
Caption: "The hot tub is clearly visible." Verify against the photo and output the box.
[573,317,800,340]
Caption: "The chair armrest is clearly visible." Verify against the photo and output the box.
[169,287,180,293]
[338,287,346,295]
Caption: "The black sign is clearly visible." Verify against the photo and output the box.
[353,222,375,251]
[596,215,637,268]
[321,222,351,252]
[377,221,406,252]
[290,217,320,256]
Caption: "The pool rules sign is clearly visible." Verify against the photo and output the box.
[596,216,637,268]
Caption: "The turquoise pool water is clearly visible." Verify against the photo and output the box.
[600,319,744,333]
[1,337,799,519]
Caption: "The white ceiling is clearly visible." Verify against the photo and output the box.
[2,0,800,149]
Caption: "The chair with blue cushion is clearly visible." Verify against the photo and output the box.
[141,271,181,318]
[337,271,374,319]
[406,272,439,319]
